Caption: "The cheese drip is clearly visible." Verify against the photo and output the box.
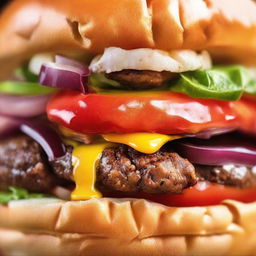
[102,133,180,154]
[71,143,109,200]
[71,133,181,200]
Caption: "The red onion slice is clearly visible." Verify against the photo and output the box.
[39,56,90,93]
[0,93,51,118]
[55,55,87,70]
[0,115,66,160]
[20,121,66,161]
[173,132,256,166]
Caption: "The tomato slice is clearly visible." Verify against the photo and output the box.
[103,182,256,207]
[47,90,242,134]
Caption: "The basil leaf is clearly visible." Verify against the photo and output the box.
[0,187,52,204]
[0,81,56,95]
[170,66,256,101]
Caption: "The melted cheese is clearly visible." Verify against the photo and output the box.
[102,133,180,154]
[71,133,181,200]
[71,143,109,200]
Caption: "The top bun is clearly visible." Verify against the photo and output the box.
[1,0,256,78]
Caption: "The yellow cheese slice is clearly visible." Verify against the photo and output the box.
[102,133,180,154]
[71,133,181,200]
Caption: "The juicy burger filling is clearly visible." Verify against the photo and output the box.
[1,135,256,194]
[1,48,256,206]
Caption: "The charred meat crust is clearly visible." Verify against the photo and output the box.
[0,135,72,192]
[0,135,58,192]
[1,136,256,194]
[196,164,256,188]
[106,70,176,89]
[97,145,256,192]
[97,145,197,194]
[50,146,73,180]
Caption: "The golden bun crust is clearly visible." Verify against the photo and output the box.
[1,0,256,79]
[0,198,256,256]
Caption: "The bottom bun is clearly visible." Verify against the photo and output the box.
[0,198,255,256]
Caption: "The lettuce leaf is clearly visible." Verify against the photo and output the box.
[0,67,56,96]
[0,187,52,204]
[88,66,256,101]
[169,66,256,101]
[0,80,57,95]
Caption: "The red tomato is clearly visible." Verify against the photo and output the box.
[47,90,244,134]
[103,182,256,207]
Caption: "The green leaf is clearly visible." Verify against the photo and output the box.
[243,69,256,95]
[15,67,38,83]
[0,187,52,204]
[169,66,256,101]
[0,81,57,95]
[0,66,57,96]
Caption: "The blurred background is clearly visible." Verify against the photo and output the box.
[0,0,10,10]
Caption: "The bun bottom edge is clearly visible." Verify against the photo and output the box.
[0,198,256,256]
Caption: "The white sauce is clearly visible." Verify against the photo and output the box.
[89,47,212,73]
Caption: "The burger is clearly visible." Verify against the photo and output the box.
[0,0,256,255]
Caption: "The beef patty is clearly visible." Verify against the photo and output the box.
[1,136,256,194]
[97,145,197,194]
[106,70,176,89]
[196,164,256,188]
[0,135,71,192]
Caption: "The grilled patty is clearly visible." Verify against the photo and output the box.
[1,135,256,194]
[196,164,256,188]
[0,135,71,192]
[106,70,176,89]
[97,145,197,194]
